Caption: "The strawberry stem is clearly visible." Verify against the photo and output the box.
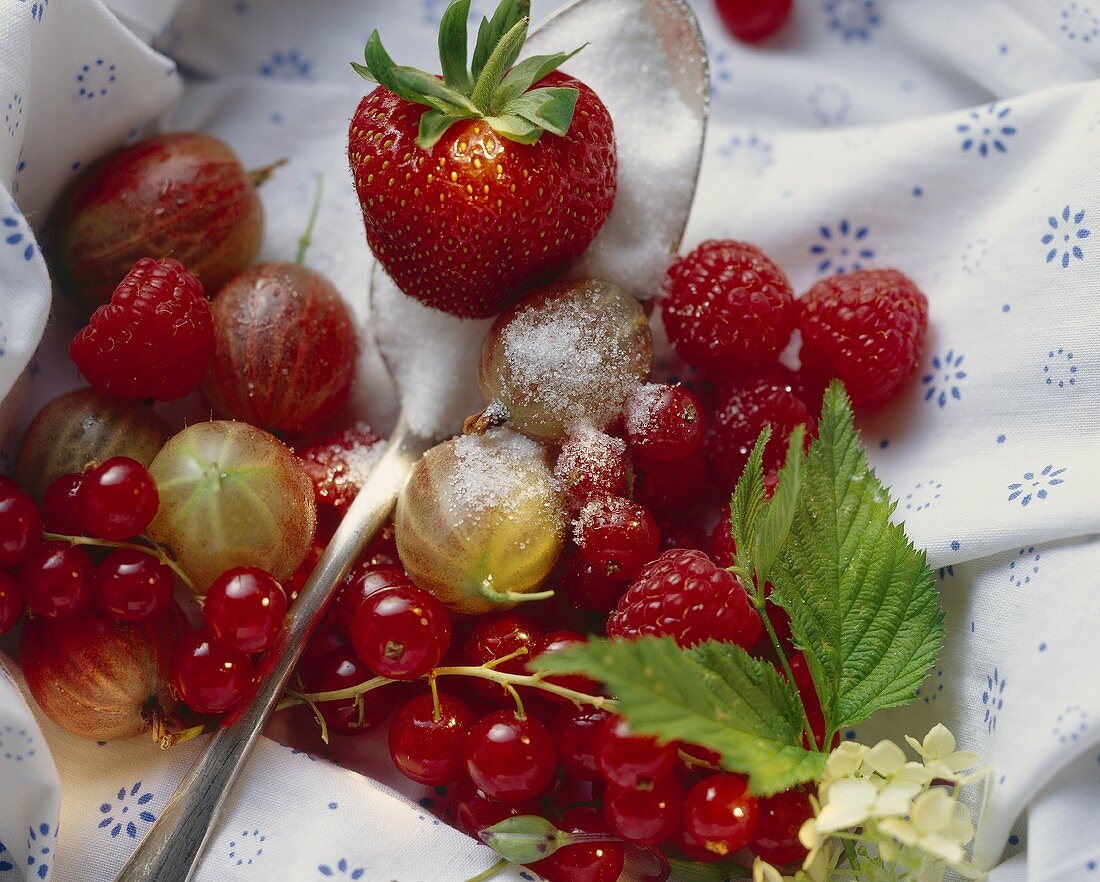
[469,16,529,113]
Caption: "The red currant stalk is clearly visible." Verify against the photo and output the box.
[42,530,196,594]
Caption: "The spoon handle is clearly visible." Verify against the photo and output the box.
[114,419,428,882]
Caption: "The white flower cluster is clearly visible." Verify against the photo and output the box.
[754,724,989,882]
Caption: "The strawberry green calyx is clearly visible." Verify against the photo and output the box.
[352,0,585,148]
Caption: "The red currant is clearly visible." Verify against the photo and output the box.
[389,692,476,785]
[299,624,347,670]
[574,496,660,581]
[204,567,287,654]
[42,473,85,534]
[332,564,412,641]
[752,789,813,866]
[298,646,395,734]
[681,774,760,860]
[171,629,255,715]
[78,456,158,541]
[552,706,610,781]
[0,482,42,568]
[0,570,23,634]
[464,710,557,802]
[632,450,710,514]
[532,631,599,704]
[714,0,793,43]
[625,384,706,462]
[351,585,451,679]
[449,777,540,835]
[20,541,94,620]
[594,715,677,789]
[463,612,542,703]
[554,430,629,515]
[529,807,625,882]
[94,549,174,622]
[603,777,683,845]
[561,553,627,612]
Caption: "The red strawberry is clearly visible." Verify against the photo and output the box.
[348,0,616,318]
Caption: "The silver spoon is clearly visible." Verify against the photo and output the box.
[115,2,707,878]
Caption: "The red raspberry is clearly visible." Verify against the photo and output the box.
[607,549,761,650]
[706,371,815,494]
[798,269,928,406]
[298,422,386,510]
[70,257,214,401]
[661,240,795,378]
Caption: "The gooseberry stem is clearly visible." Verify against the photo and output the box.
[248,157,288,187]
[462,858,509,882]
[43,531,197,594]
[479,580,556,606]
[295,173,324,265]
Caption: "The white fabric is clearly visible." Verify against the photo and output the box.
[1,1,1099,880]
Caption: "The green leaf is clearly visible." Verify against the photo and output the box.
[437,0,472,92]
[753,424,805,585]
[495,46,585,107]
[350,61,375,82]
[768,383,945,734]
[469,16,529,111]
[416,110,466,149]
[502,86,578,136]
[362,30,419,103]
[728,426,771,598]
[483,113,543,144]
[391,67,480,115]
[536,636,826,795]
[472,0,529,82]
[666,855,745,882]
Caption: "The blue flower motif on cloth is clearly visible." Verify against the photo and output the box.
[718,133,773,176]
[807,82,851,125]
[0,725,37,762]
[26,823,53,880]
[1008,546,1041,587]
[0,839,13,872]
[4,95,23,137]
[809,218,873,273]
[3,202,35,262]
[825,0,881,41]
[228,829,266,867]
[921,350,966,407]
[1008,464,1067,506]
[318,858,364,879]
[232,0,250,12]
[289,747,318,762]
[916,669,944,704]
[1052,705,1088,743]
[76,59,117,102]
[937,564,955,580]
[98,781,156,838]
[903,479,942,513]
[1060,1,1099,41]
[709,44,733,96]
[1043,347,1078,389]
[981,668,1006,733]
[17,0,46,23]
[956,103,1016,156]
[1042,205,1089,268]
[960,237,988,274]
[259,50,312,80]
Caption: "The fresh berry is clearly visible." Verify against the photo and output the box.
[171,629,254,715]
[331,564,412,642]
[204,567,288,654]
[463,612,542,703]
[349,9,616,318]
[574,496,660,582]
[607,549,762,650]
[20,541,95,620]
[298,646,396,734]
[389,692,476,785]
[69,257,215,401]
[78,456,159,541]
[798,269,929,406]
[788,651,828,749]
[624,383,706,462]
[94,549,174,623]
[706,371,815,493]
[594,714,677,789]
[298,422,385,510]
[631,450,709,513]
[552,706,611,781]
[0,571,24,634]
[657,512,710,553]
[714,0,793,42]
[752,790,813,866]
[680,774,760,860]
[449,777,540,835]
[561,553,628,612]
[532,631,599,704]
[529,807,625,882]
[42,473,85,535]
[299,624,349,672]
[603,777,683,845]
[0,481,42,568]
[464,710,557,802]
[709,507,737,568]
[554,431,629,515]
[351,584,452,679]
[661,240,795,378]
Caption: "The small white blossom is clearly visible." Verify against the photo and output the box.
[824,740,869,780]
[865,739,908,776]
[905,724,982,780]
